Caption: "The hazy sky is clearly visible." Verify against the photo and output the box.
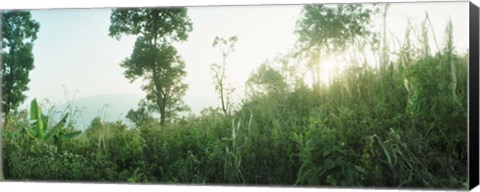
[23,2,469,113]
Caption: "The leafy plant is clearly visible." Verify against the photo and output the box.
[27,98,81,150]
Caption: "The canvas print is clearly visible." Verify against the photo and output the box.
[0,1,471,189]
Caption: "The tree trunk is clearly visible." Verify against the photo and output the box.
[160,95,167,126]
[152,66,166,126]
[311,51,322,91]
[151,14,166,126]
[155,87,166,126]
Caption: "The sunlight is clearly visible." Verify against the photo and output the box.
[303,55,343,87]
[319,56,339,85]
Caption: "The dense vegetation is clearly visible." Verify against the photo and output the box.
[1,4,468,189]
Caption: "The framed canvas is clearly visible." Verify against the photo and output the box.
[0,0,479,191]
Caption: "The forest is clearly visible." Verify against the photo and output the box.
[0,3,469,189]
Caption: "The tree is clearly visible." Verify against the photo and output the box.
[1,11,40,121]
[295,4,375,88]
[246,62,287,97]
[211,36,237,116]
[109,8,192,126]
[85,116,103,138]
[1,11,39,180]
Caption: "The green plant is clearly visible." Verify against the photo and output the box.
[26,98,81,151]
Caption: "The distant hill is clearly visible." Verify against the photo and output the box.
[55,93,219,130]
[56,93,143,130]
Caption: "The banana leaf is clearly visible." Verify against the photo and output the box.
[30,99,44,139]
[45,113,69,142]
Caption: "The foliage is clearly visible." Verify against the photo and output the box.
[26,99,81,151]
[295,3,377,87]
[3,100,85,180]
[1,11,39,179]
[5,142,95,180]
[109,8,192,125]
[246,62,287,96]
[125,99,157,127]
[1,11,39,117]
[296,4,376,53]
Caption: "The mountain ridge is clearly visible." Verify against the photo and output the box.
[53,93,219,130]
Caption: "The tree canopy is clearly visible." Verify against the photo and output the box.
[296,4,375,53]
[1,11,40,117]
[295,4,376,87]
[109,8,192,43]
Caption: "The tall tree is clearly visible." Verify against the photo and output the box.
[1,11,40,120]
[295,4,375,88]
[1,11,39,180]
[109,8,192,126]
[211,36,237,116]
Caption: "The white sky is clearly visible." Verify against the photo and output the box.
[22,1,469,112]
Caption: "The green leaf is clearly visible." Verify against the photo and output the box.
[41,114,49,129]
[45,113,69,142]
[30,99,44,138]
[354,165,365,173]
[30,122,39,137]
[380,142,393,167]
[30,99,41,120]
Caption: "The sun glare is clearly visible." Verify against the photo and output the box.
[304,55,348,87]
[319,56,339,85]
